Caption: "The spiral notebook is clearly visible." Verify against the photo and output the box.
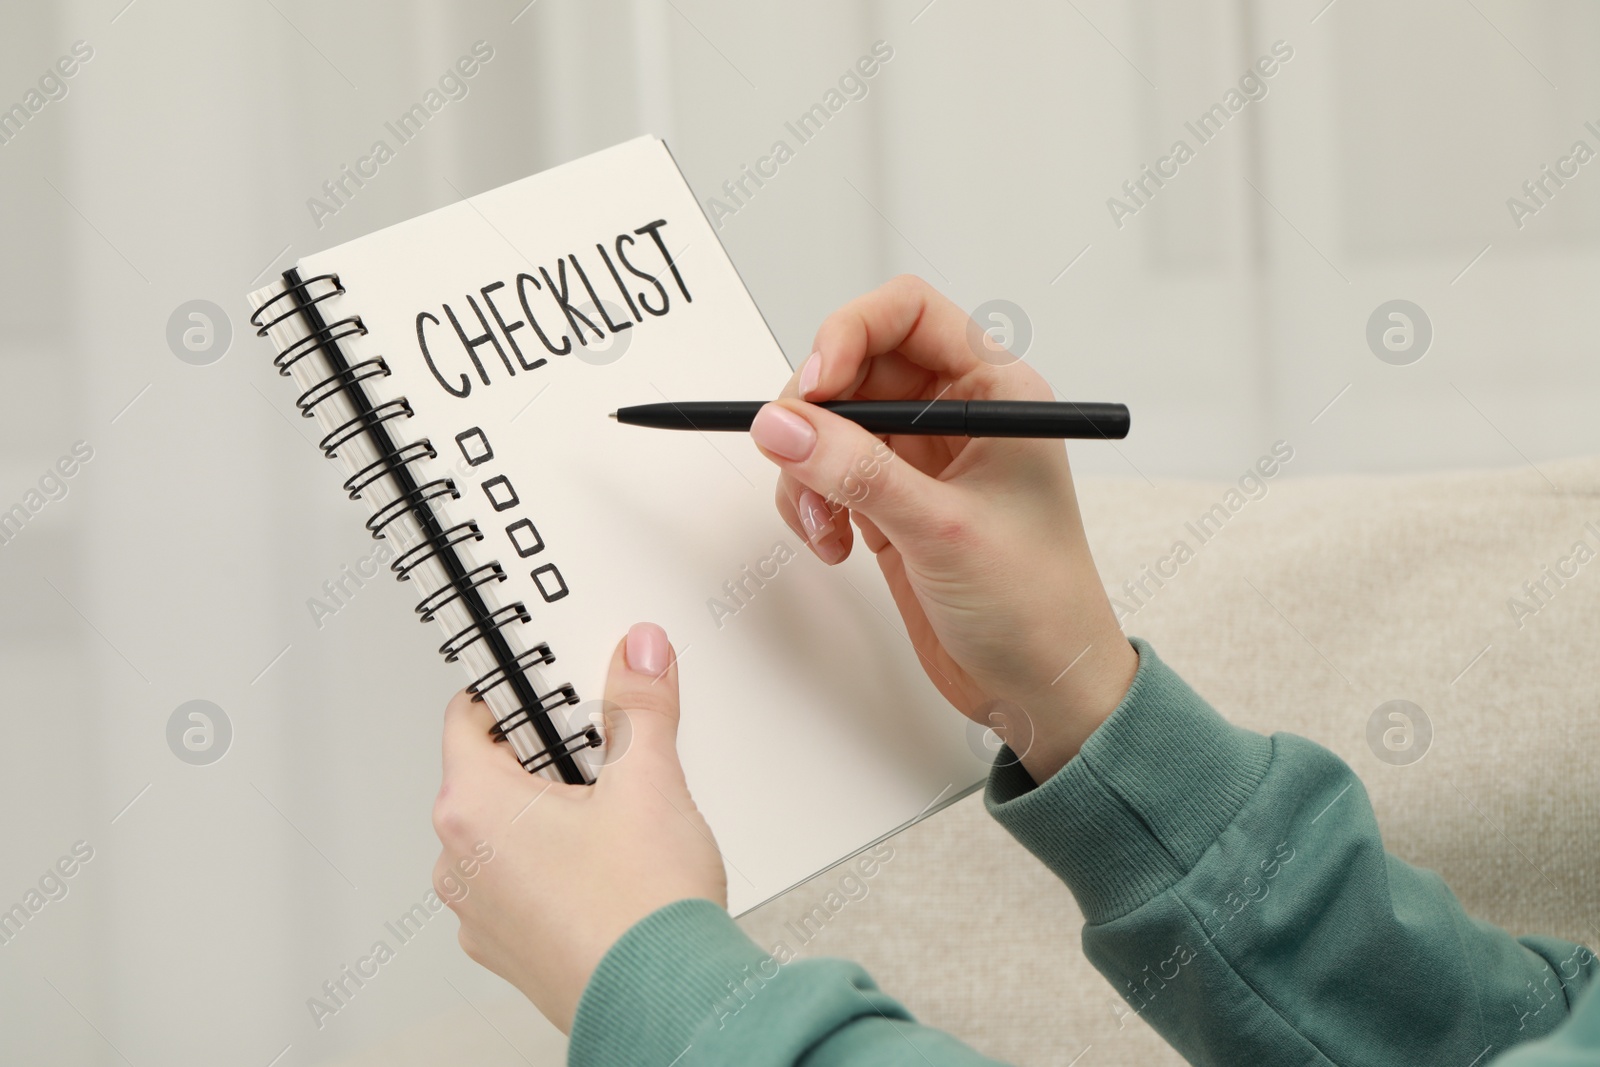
[247,135,988,914]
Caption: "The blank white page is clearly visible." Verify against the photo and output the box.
[295,136,987,914]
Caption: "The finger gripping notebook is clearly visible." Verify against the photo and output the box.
[247,136,986,913]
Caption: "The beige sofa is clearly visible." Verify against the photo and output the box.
[738,456,1600,1066]
[329,458,1600,1065]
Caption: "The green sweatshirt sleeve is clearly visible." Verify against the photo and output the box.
[569,635,1597,1066]
[1497,985,1600,1066]
[985,636,1598,1066]
[567,897,1011,1066]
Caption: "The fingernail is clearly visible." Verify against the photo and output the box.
[625,622,669,676]
[798,351,821,400]
[750,403,816,462]
[798,488,834,544]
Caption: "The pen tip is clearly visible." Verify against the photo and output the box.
[607,411,617,420]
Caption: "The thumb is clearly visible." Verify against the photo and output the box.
[596,622,683,781]
[749,399,954,547]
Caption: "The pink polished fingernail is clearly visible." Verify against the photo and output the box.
[798,351,821,400]
[625,622,669,676]
[750,403,817,461]
[798,488,834,543]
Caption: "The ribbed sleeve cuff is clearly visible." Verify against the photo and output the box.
[985,637,1272,925]
[568,897,771,1067]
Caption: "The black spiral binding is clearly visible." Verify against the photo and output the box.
[252,267,600,784]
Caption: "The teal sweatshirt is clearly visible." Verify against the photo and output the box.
[568,639,1598,1066]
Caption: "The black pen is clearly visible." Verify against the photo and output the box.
[609,400,1130,439]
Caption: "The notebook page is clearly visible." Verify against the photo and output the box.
[296,135,988,913]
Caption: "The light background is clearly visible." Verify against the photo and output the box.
[1,1,1595,1064]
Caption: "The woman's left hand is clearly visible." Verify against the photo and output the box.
[430,622,727,1032]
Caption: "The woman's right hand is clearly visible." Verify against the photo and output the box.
[750,275,1137,783]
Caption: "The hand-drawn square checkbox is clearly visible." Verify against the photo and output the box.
[506,518,545,557]
[455,427,493,466]
[531,563,569,602]
[482,475,519,512]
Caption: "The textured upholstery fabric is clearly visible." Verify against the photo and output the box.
[737,458,1600,1067]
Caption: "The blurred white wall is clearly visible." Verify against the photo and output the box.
[1,1,1596,1064]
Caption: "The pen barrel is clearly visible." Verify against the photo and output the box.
[614,399,1131,438]
[817,400,967,434]
[965,400,1130,439]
